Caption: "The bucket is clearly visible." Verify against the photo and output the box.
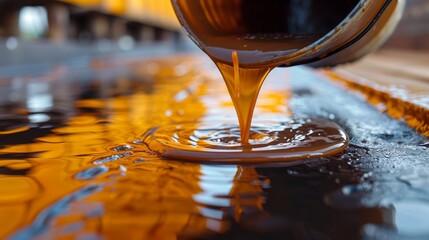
[172,0,406,67]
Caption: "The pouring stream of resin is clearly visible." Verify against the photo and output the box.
[144,0,350,163]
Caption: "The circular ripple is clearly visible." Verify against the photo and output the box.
[144,118,348,164]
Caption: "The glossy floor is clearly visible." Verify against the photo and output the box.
[0,55,428,240]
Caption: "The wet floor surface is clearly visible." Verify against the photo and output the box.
[0,54,428,240]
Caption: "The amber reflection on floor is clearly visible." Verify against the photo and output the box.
[0,55,291,239]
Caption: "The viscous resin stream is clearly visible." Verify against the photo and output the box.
[144,51,348,163]
[143,0,351,163]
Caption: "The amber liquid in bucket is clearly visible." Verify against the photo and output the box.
[144,0,354,163]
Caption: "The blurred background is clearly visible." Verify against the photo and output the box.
[0,0,181,44]
[0,0,427,59]
[0,0,187,68]
[383,0,429,50]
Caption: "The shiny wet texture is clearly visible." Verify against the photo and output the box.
[145,119,348,164]
[0,55,427,240]
[145,50,349,162]
[172,0,355,153]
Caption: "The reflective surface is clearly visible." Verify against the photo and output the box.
[145,119,348,164]
[145,51,349,161]
[172,0,353,152]
[0,54,428,239]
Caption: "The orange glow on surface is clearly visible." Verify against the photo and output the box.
[0,55,288,239]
